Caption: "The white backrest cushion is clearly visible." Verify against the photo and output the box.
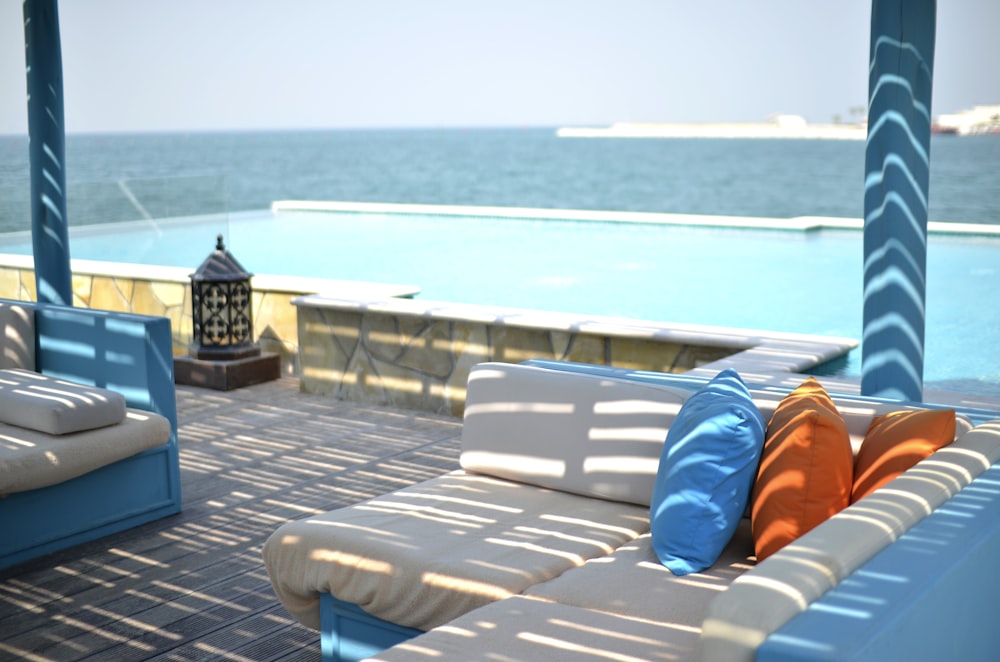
[0,302,35,371]
[460,362,690,506]
[747,389,973,453]
[0,369,126,435]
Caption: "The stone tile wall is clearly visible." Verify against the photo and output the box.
[295,296,737,417]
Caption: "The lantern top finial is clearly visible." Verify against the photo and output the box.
[216,234,225,251]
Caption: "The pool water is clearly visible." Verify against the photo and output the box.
[2,207,998,395]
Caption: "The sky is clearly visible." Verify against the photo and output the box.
[1,0,999,134]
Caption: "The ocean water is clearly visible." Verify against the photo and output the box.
[1,128,999,228]
[0,129,998,395]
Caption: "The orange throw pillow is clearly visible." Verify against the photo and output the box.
[751,377,853,561]
[851,409,956,503]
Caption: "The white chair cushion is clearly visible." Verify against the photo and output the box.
[0,303,35,370]
[0,408,172,495]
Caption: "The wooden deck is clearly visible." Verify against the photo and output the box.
[0,378,463,661]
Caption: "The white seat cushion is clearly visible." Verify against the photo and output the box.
[263,470,650,631]
[0,408,172,495]
[527,519,754,626]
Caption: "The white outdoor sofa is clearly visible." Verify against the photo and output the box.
[263,360,1000,661]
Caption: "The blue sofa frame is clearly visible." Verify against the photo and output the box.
[0,300,182,572]
[320,594,422,662]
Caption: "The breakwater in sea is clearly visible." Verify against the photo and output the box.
[557,121,866,140]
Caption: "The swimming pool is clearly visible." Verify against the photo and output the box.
[2,203,997,395]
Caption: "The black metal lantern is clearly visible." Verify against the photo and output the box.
[189,234,260,361]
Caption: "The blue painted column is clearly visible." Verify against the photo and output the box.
[23,0,73,306]
[862,0,936,401]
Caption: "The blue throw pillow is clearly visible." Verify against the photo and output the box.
[650,369,766,575]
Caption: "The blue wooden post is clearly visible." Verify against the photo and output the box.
[862,0,936,402]
[23,0,73,306]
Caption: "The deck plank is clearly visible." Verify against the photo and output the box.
[0,378,462,662]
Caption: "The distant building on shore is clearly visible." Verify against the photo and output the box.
[933,105,1000,135]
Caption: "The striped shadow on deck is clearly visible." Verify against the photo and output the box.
[0,378,462,662]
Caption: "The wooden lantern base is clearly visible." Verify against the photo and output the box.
[174,351,281,391]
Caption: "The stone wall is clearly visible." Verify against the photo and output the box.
[295,295,739,417]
